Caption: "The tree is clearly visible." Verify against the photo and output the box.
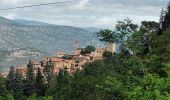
[47,68,71,99]
[35,67,45,96]
[62,54,72,59]
[98,19,138,54]
[162,2,170,31]
[24,60,35,96]
[57,68,70,85]
[127,74,170,99]
[115,19,138,53]
[0,77,8,97]
[81,45,96,55]
[96,76,125,100]
[97,29,115,43]
[6,66,24,99]
[13,70,24,99]
[129,21,159,55]
[102,51,113,59]
[116,19,138,33]
[26,60,35,81]
[4,94,14,100]
[6,66,15,92]
[44,58,54,87]
[85,45,96,53]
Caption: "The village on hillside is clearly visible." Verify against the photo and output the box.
[0,42,116,78]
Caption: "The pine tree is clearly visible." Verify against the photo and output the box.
[6,66,24,99]
[35,67,45,96]
[162,2,170,31]
[26,60,35,81]
[130,21,159,55]
[13,70,24,100]
[6,66,15,91]
[57,68,70,85]
[44,58,54,87]
[24,60,35,96]
[51,68,70,99]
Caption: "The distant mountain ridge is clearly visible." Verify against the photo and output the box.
[13,19,53,26]
[0,16,102,67]
[0,17,19,25]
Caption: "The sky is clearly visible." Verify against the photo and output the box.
[0,0,169,28]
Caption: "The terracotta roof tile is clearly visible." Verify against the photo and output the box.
[56,51,65,55]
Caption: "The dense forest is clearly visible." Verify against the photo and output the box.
[0,2,170,100]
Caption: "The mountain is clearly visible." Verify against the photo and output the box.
[0,17,102,67]
[13,19,53,26]
[1,47,46,67]
[0,17,19,25]
[82,27,101,33]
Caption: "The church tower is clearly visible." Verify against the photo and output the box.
[75,40,80,50]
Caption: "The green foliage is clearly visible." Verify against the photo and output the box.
[24,60,36,96]
[97,29,115,43]
[81,45,96,55]
[27,94,36,100]
[162,2,170,31]
[115,19,138,44]
[98,19,138,53]
[12,71,24,100]
[128,21,159,55]
[6,66,24,100]
[62,54,73,59]
[0,77,8,97]
[5,94,14,100]
[127,74,170,100]
[44,59,54,85]
[84,61,108,77]
[36,68,45,96]
[47,68,71,99]
[40,96,53,100]
[96,76,125,100]
[27,60,35,81]
[103,51,113,59]
[116,19,138,33]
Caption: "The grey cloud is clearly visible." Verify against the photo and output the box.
[0,0,169,28]
[90,0,168,7]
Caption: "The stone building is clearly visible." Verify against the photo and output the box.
[106,43,116,54]
[56,52,66,58]
[90,43,116,60]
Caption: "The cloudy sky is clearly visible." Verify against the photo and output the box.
[0,0,169,28]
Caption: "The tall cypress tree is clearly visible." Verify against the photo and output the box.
[24,60,35,96]
[36,67,45,96]
[51,68,70,99]
[26,59,34,81]
[44,58,54,87]
[13,70,24,100]
[6,66,15,92]
[57,68,70,85]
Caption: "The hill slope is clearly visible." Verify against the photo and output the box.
[13,19,53,26]
[0,17,19,25]
[0,17,102,67]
